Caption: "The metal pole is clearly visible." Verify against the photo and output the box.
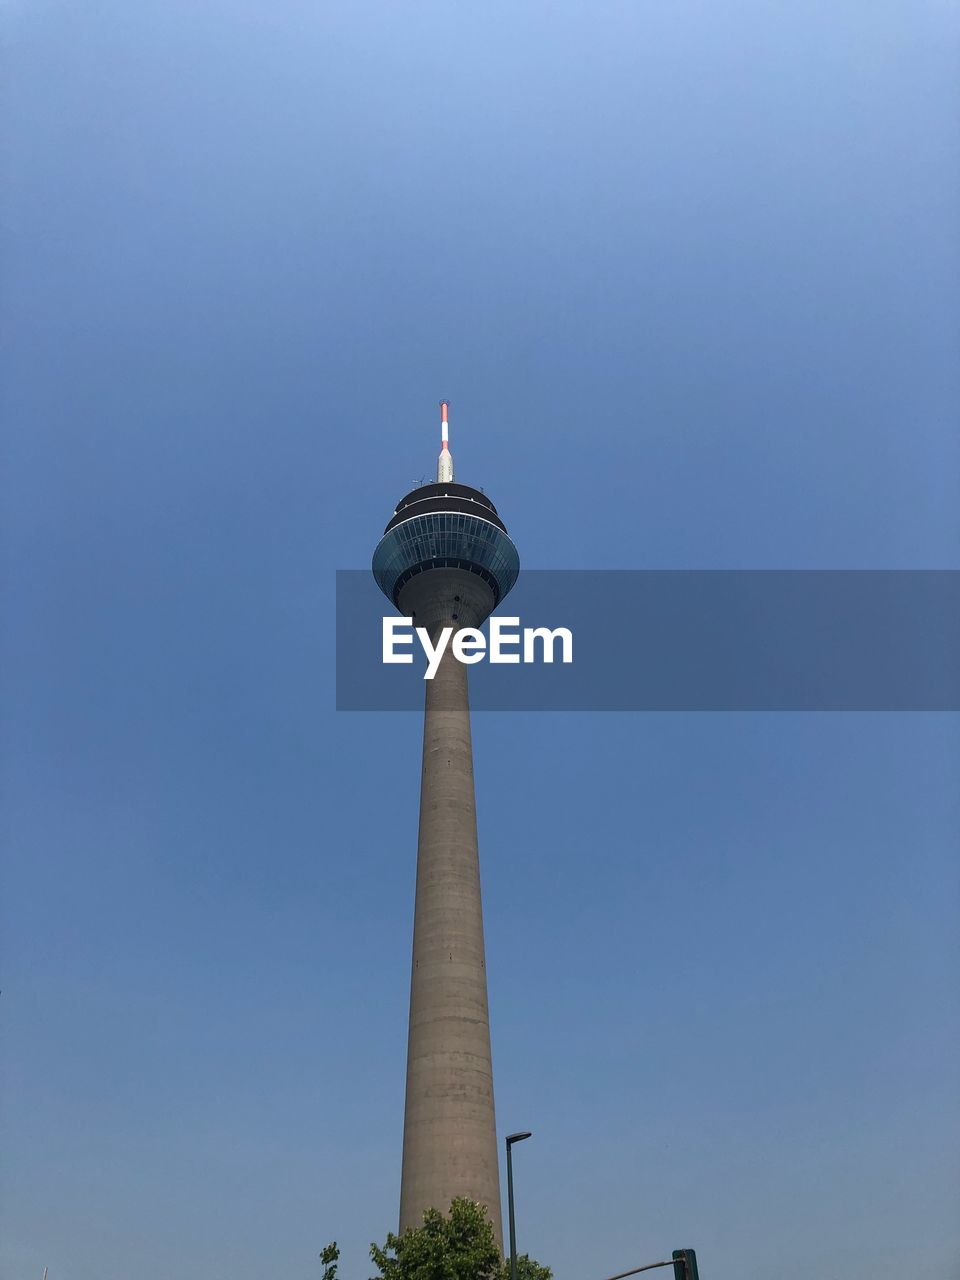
[505,1130,531,1279]
[507,1139,517,1280]
[599,1262,676,1280]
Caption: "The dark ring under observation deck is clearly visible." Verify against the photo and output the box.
[373,482,520,609]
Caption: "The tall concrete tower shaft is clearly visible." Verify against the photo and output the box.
[401,633,500,1240]
[372,406,520,1243]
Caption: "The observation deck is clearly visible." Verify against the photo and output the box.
[372,481,520,612]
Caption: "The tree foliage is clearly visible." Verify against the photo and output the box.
[321,1241,340,1280]
[510,1254,552,1280]
[369,1198,551,1280]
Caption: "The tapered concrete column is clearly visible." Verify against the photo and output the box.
[398,641,503,1246]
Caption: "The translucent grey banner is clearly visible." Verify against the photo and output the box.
[336,570,960,711]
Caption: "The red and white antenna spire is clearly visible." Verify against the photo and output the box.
[437,400,454,483]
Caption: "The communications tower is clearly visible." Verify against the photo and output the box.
[372,402,520,1244]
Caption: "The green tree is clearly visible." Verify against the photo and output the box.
[510,1255,552,1280]
[369,1199,551,1280]
[320,1241,340,1280]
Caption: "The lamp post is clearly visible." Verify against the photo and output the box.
[505,1131,532,1280]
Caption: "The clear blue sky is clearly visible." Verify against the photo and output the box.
[2,3,958,1279]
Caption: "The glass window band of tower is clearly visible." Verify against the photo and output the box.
[372,512,520,609]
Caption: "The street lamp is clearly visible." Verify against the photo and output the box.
[505,1131,532,1280]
